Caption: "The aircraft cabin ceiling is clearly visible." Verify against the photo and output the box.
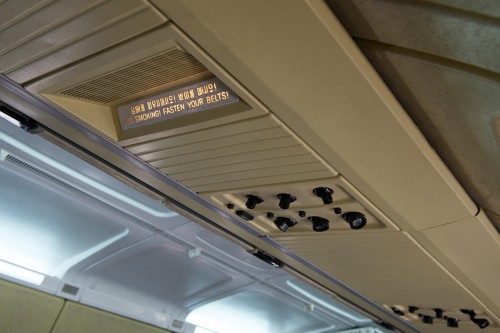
[0,1,499,333]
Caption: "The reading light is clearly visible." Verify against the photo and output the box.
[277,193,296,209]
[342,212,367,230]
[473,318,490,329]
[0,260,45,285]
[461,309,489,329]
[245,195,263,209]
[447,317,459,328]
[434,308,444,319]
[0,102,39,133]
[308,216,329,232]
[312,187,334,205]
[274,217,297,232]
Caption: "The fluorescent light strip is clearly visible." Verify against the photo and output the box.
[0,260,45,285]
[0,131,176,218]
[286,280,371,323]
[0,113,22,128]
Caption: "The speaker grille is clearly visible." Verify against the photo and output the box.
[58,48,208,104]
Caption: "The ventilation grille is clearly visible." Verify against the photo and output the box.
[124,116,336,193]
[0,150,162,233]
[58,48,208,104]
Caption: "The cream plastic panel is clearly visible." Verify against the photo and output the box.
[274,231,483,310]
[52,302,172,333]
[0,0,167,84]
[203,176,398,236]
[421,212,500,313]
[352,47,500,231]
[154,0,478,231]
[126,114,337,192]
[0,279,64,333]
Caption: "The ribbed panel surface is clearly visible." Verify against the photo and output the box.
[58,49,208,104]
[0,0,167,84]
[274,232,482,309]
[125,116,335,192]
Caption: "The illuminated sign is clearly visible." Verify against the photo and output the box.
[117,77,239,130]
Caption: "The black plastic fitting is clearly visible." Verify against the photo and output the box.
[274,217,297,232]
[245,195,263,209]
[308,216,329,232]
[313,187,334,205]
[342,212,367,230]
[277,193,296,210]
[235,210,254,221]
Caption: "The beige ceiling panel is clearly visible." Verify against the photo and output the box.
[0,279,64,333]
[125,114,338,193]
[355,46,500,230]
[149,145,307,170]
[425,0,500,19]
[134,127,290,161]
[327,0,500,73]
[138,136,295,163]
[126,116,279,155]
[0,0,167,84]
[274,231,482,310]
[420,212,500,315]
[52,302,172,333]
[155,0,478,231]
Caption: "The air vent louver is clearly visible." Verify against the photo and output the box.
[58,48,208,104]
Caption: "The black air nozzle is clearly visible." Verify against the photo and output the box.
[473,318,489,329]
[342,212,367,230]
[308,216,329,232]
[313,187,334,205]
[274,217,297,232]
[245,195,263,209]
[277,193,296,209]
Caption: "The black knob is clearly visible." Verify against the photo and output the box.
[235,210,254,221]
[460,309,475,320]
[308,216,329,232]
[447,318,459,328]
[245,195,263,209]
[435,308,445,319]
[473,318,489,329]
[313,187,334,204]
[267,212,274,219]
[408,306,419,314]
[274,217,297,232]
[226,203,235,209]
[298,210,306,217]
[391,307,405,316]
[277,193,296,209]
[342,212,367,230]
[422,316,434,324]
[333,207,342,215]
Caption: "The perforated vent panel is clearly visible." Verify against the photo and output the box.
[58,49,208,104]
